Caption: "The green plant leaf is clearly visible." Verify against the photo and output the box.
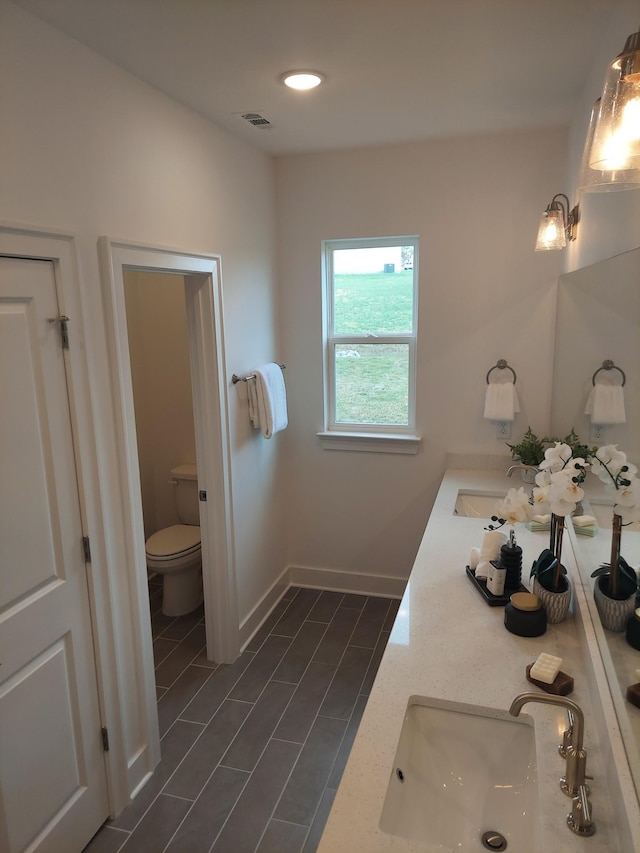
[591,556,639,599]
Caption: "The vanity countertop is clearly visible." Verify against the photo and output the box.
[317,468,634,853]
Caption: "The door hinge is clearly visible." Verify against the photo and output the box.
[101,727,110,752]
[48,315,70,349]
[82,536,92,562]
[199,490,207,501]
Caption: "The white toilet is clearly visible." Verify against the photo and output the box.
[145,463,203,617]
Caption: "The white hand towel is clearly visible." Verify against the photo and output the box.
[585,382,626,424]
[484,382,520,421]
[479,529,506,561]
[247,377,260,429]
[476,529,506,579]
[255,363,288,438]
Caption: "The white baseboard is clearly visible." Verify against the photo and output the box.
[238,567,290,651]
[286,565,406,599]
[239,565,407,652]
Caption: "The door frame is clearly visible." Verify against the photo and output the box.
[0,223,125,811]
[99,238,240,665]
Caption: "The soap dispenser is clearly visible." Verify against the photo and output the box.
[501,529,523,591]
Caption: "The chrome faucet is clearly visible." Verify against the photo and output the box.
[506,464,538,477]
[509,693,588,797]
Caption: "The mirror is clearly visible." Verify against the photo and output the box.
[551,247,640,800]
[551,248,639,463]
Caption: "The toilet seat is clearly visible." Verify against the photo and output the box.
[145,524,201,560]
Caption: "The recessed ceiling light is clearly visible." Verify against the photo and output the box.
[281,71,325,91]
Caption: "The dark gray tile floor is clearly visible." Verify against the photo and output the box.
[83,581,399,853]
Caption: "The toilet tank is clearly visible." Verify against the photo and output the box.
[171,464,200,526]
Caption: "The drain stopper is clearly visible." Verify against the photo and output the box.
[481,830,507,851]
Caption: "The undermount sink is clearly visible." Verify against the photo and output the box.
[454,490,503,519]
[379,696,539,851]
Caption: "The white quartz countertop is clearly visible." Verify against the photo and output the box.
[317,468,631,853]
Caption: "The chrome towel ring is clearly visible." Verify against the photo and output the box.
[592,360,626,387]
[486,359,517,385]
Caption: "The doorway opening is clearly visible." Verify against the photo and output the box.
[122,269,208,694]
[100,238,240,682]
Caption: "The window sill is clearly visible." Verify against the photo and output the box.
[316,431,422,454]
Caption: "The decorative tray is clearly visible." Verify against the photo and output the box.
[465,566,529,607]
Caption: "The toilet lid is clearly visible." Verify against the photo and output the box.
[146,524,201,558]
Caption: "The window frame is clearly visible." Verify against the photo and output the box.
[321,235,419,446]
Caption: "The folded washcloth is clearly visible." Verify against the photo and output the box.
[254,363,288,438]
[527,520,551,532]
[572,514,598,537]
[484,382,520,421]
[574,525,598,537]
[469,547,480,569]
[585,382,626,424]
[572,515,597,527]
[527,512,551,532]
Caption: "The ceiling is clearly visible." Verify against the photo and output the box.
[13,0,637,156]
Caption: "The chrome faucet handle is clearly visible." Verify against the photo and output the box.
[567,785,596,836]
[561,745,589,798]
[558,708,575,757]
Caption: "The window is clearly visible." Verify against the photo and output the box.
[321,236,419,451]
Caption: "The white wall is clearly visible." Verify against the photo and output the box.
[1,0,287,794]
[1,2,286,624]
[276,130,566,583]
[124,271,196,538]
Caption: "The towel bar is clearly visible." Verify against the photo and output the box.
[592,360,626,386]
[232,364,286,384]
[486,359,517,384]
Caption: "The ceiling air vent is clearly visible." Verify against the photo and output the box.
[240,112,272,129]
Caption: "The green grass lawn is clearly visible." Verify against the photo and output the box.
[332,271,413,424]
[334,271,413,335]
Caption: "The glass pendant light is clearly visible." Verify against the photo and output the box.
[589,28,640,174]
[579,99,640,191]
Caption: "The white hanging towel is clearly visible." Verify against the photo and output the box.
[585,382,626,424]
[483,382,520,421]
[254,363,288,438]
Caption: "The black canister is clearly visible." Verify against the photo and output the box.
[504,592,547,637]
[626,608,640,651]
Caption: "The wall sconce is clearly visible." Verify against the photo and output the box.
[589,27,640,176]
[579,98,640,192]
[534,194,580,251]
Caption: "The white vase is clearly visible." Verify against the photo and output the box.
[593,576,636,632]
[532,576,571,624]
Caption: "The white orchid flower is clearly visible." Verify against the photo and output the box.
[617,501,640,525]
[591,445,638,484]
[531,483,552,513]
[533,467,583,517]
[495,487,532,525]
[534,469,552,487]
[539,442,573,473]
[614,474,640,506]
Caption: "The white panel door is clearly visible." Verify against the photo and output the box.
[0,257,109,852]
